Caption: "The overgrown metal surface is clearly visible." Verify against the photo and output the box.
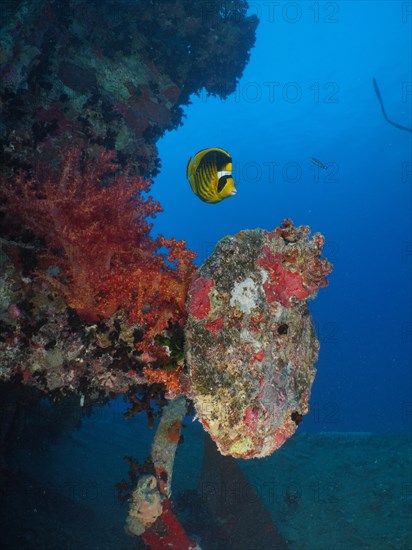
[185,220,332,458]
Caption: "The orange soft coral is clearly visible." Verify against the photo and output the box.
[142,364,184,395]
[1,146,196,357]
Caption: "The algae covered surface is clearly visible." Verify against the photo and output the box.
[186,222,331,458]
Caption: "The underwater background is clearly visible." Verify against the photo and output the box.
[154,0,412,435]
[0,1,411,549]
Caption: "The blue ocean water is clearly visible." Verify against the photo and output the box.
[153,0,412,434]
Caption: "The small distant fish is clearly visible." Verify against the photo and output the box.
[310,157,328,170]
[186,147,237,204]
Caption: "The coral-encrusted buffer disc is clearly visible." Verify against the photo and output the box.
[184,219,332,459]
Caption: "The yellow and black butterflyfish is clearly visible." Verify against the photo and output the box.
[186,147,237,204]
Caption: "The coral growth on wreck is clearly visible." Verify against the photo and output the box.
[185,220,333,458]
[0,0,258,177]
[0,0,258,403]
[0,146,195,394]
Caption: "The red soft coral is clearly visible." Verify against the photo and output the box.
[1,146,196,357]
